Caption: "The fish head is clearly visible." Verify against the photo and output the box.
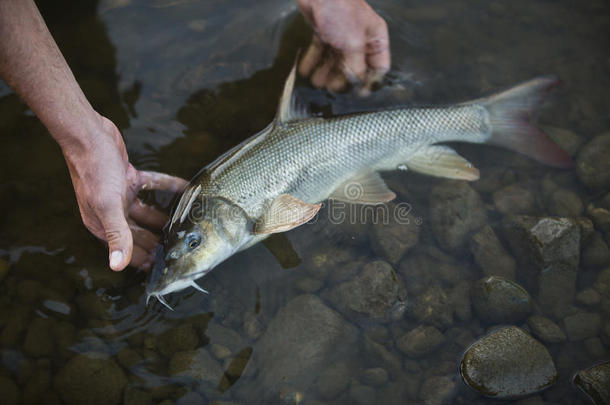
[146,196,251,299]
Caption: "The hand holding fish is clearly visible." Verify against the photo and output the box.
[0,0,187,272]
[297,0,391,94]
[62,116,187,271]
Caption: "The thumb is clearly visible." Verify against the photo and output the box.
[99,201,133,271]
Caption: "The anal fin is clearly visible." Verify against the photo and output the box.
[406,145,480,181]
[330,172,396,204]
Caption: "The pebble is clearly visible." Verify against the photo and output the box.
[316,361,351,400]
[469,225,516,280]
[547,188,584,217]
[361,367,388,387]
[370,202,420,264]
[54,355,127,405]
[471,276,532,324]
[409,284,454,328]
[576,132,610,190]
[493,184,536,215]
[397,325,446,358]
[419,375,456,405]
[169,348,224,385]
[526,315,567,344]
[156,324,199,357]
[583,337,606,358]
[563,312,601,341]
[0,376,20,405]
[460,327,557,398]
[573,362,610,405]
[576,288,601,307]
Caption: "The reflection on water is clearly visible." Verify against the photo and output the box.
[1,0,609,404]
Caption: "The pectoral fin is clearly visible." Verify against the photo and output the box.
[406,145,480,180]
[254,194,321,235]
[330,172,396,204]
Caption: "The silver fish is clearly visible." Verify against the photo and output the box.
[145,64,571,307]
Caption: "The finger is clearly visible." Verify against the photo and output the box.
[311,57,334,88]
[129,222,159,252]
[98,200,132,271]
[365,20,391,77]
[327,68,348,92]
[341,49,367,84]
[130,244,153,271]
[138,171,188,193]
[299,37,324,77]
[129,199,169,230]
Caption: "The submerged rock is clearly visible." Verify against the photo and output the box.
[429,181,487,254]
[563,312,601,341]
[581,232,610,269]
[576,132,610,190]
[573,362,610,405]
[419,375,457,405]
[526,315,567,344]
[244,295,357,402]
[370,203,420,264]
[471,276,532,324]
[327,260,407,319]
[409,284,454,328]
[0,376,20,405]
[397,325,446,358]
[169,348,224,385]
[460,327,557,398]
[54,355,127,405]
[547,188,583,217]
[503,216,580,318]
[470,225,516,280]
[315,361,351,400]
[492,184,536,215]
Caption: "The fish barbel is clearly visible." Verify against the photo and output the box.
[146,64,571,308]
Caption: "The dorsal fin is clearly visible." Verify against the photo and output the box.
[275,61,310,124]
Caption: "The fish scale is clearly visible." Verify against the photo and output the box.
[193,105,488,220]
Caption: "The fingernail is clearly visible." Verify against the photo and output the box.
[110,251,123,269]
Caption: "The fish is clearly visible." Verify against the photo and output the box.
[145,63,572,308]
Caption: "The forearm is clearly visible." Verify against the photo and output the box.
[0,0,101,152]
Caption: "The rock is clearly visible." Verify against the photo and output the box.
[242,312,264,340]
[547,189,583,217]
[503,216,580,318]
[543,126,582,156]
[210,343,232,360]
[595,267,610,297]
[563,312,601,341]
[0,376,20,405]
[370,203,420,264]
[588,205,610,235]
[169,348,224,385]
[576,288,601,307]
[116,348,143,369]
[23,317,56,357]
[295,277,323,293]
[75,292,114,320]
[460,327,557,398]
[493,184,536,215]
[429,181,487,254]
[409,284,453,328]
[203,321,247,354]
[581,233,610,268]
[327,260,407,319]
[247,295,357,401]
[584,337,606,358]
[470,225,516,280]
[397,325,446,358]
[361,367,388,387]
[449,281,472,322]
[526,315,567,344]
[315,361,351,400]
[23,368,51,404]
[124,386,153,405]
[419,375,456,405]
[54,355,127,405]
[349,383,376,405]
[576,132,610,190]
[573,362,610,405]
[471,276,532,324]
[156,324,199,358]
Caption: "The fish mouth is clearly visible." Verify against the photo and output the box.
[145,264,210,311]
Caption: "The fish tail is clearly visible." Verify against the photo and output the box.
[483,76,573,167]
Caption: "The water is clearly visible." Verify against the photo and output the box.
[0,0,609,404]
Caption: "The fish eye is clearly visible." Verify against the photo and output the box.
[186,233,202,250]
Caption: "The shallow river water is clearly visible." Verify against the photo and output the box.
[1,0,609,404]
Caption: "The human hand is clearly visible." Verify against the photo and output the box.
[63,114,187,271]
[297,0,390,95]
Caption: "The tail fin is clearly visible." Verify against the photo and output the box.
[484,76,573,168]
